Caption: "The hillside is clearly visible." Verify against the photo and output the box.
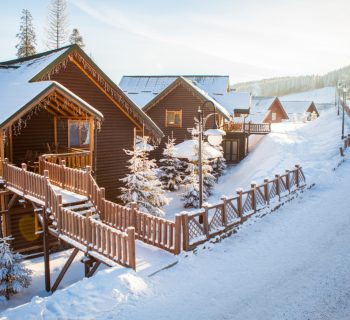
[233,64,350,96]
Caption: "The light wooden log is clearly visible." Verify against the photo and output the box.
[127,227,136,270]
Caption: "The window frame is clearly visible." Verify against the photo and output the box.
[165,110,182,128]
[271,112,277,121]
[68,120,90,148]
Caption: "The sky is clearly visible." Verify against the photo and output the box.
[1,0,350,84]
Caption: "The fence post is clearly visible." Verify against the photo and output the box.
[295,165,300,188]
[347,134,350,147]
[202,205,209,237]
[250,183,257,213]
[236,189,243,220]
[99,187,106,219]
[263,178,269,204]
[181,212,189,251]
[285,170,290,193]
[56,194,63,232]
[174,214,182,254]
[21,163,27,195]
[85,210,92,250]
[127,227,136,270]
[220,196,228,227]
[130,202,138,228]
[60,159,66,189]
[340,147,344,157]
[86,166,92,197]
[275,174,280,199]
[3,158,8,180]
[344,138,348,150]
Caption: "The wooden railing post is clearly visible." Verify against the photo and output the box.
[181,212,189,251]
[275,174,280,199]
[21,163,27,195]
[99,187,106,218]
[202,205,209,236]
[3,158,8,180]
[263,178,269,204]
[340,147,344,157]
[56,194,63,231]
[285,170,290,193]
[295,165,300,188]
[250,183,257,213]
[130,202,138,228]
[220,196,228,227]
[86,166,92,197]
[127,227,136,270]
[60,160,66,189]
[85,210,92,249]
[236,189,243,219]
[174,214,182,254]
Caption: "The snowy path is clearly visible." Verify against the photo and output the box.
[2,110,350,319]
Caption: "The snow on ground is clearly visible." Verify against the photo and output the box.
[164,109,345,220]
[2,109,350,319]
[0,241,177,312]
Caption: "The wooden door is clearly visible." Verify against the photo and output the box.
[224,139,239,163]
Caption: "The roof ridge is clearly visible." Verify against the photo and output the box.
[0,45,74,65]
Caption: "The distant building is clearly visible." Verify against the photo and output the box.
[249,97,288,123]
[280,101,319,121]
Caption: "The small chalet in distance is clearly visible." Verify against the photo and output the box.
[280,100,319,121]
[249,97,289,123]
[0,45,163,252]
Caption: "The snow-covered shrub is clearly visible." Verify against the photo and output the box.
[211,145,226,179]
[119,140,168,217]
[159,137,182,191]
[311,111,318,121]
[0,237,32,301]
[181,163,202,208]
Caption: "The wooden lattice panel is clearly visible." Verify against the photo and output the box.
[255,187,266,208]
[226,200,239,223]
[208,207,223,233]
[242,192,253,215]
[188,217,205,242]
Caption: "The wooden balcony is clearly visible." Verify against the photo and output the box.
[224,121,271,135]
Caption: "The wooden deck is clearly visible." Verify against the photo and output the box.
[224,122,271,135]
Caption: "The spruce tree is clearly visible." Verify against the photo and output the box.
[0,237,32,301]
[159,137,182,191]
[211,145,226,180]
[46,0,69,49]
[119,139,168,217]
[181,163,201,208]
[16,9,37,58]
[69,28,85,48]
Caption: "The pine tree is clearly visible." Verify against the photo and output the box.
[16,9,37,58]
[181,163,201,208]
[69,28,85,48]
[211,145,226,180]
[46,0,69,49]
[119,140,168,217]
[159,137,182,191]
[0,237,32,301]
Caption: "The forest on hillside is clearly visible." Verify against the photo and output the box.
[232,65,350,96]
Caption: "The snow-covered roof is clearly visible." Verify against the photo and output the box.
[248,97,276,122]
[280,100,314,115]
[212,91,251,115]
[0,47,105,127]
[173,139,222,160]
[119,75,231,109]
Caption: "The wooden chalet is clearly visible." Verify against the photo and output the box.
[250,97,289,123]
[121,76,231,159]
[0,45,163,253]
[280,100,319,121]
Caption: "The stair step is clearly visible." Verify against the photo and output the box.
[65,202,94,212]
[62,199,88,208]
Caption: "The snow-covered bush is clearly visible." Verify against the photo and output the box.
[159,137,182,191]
[181,163,202,208]
[311,111,318,121]
[119,140,168,216]
[0,237,32,301]
[211,145,226,179]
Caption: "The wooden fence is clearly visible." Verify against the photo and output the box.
[181,165,306,251]
[39,151,90,172]
[57,208,135,269]
[223,122,271,134]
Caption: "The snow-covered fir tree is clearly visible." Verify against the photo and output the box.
[159,137,182,191]
[16,9,37,58]
[119,139,168,216]
[46,0,69,49]
[69,28,85,48]
[181,163,201,208]
[211,145,226,180]
[0,237,32,301]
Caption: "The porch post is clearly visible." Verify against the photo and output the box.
[53,116,57,149]
[89,118,95,170]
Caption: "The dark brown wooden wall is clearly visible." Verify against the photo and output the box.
[12,109,54,165]
[57,118,68,149]
[146,83,216,159]
[50,61,135,201]
[223,132,247,163]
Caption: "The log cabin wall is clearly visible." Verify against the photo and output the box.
[50,61,134,201]
[146,83,217,160]
[12,108,54,165]
[263,99,288,123]
[57,118,68,149]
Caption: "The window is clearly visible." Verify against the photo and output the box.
[165,110,182,128]
[271,112,277,121]
[68,120,89,147]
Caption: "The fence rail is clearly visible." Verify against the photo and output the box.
[39,151,91,172]
[223,122,271,134]
[182,165,306,250]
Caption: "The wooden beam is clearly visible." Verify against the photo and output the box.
[51,248,79,292]
[70,57,142,130]
[87,261,101,278]
[89,118,94,168]
[42,209,51,292]
[7,193,18,211]
[8,126,13,163]
[53,116,57,147]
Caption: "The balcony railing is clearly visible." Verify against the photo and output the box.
[224,122,271,134]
